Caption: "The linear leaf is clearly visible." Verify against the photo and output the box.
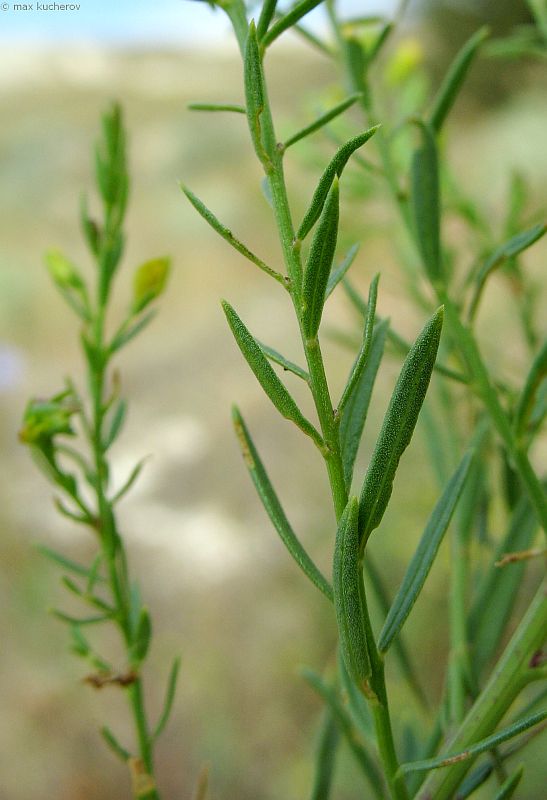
[181,184,284,284]
[301,668,385,798]
[232,407,332,600]
[256,0,277,39]
[429,27,490,133]
[410,122,442,284]
[469,223,547,320]
[244,21,271,168]
[37,544,106,582]
[338,649,374,738]
[262,0,325,47]
[153,655,181,740]
[187,103,246,114]
[358,308,444,547]
[326,243,360,299]
[494,766,524,800]
[514,338,547,441]
[302,179,340,338]
[309,709,340,800]
[333,498,372,687]
[223,304,323,445]
[258,340,309,381]
[297,127,379,240]
[109,310,156,354]
[469,494,538,675]
[101,726,130,762]
[399,710,547,775]
[283,93,361,149]
[379,450,474,653]
[339,317,388,488]
[103,398,127,450]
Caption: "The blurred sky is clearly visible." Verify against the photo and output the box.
[0,0,397,46]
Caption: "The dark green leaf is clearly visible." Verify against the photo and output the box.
[410,122,442,284]
[262,0,325,47]
[379,450,474,653]
[429,27,489,133]
[333,498,372,688]
[103,399,127,450]
[469,223,547,320]
[302,179,340,338]
[223,303,322,445]
[153,655,181,740]
[232,407,332,601]
[181,184,284,283]
[297,127,379,240]
[244,21,270,168]
[326,243,360,300]
[283,94,362,150]
[514,338,547,442]
[130,608,151,665]
[358,308,444,547]
[399,710,547,774]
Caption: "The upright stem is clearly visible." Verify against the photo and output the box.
[90,240,159,799]
[252,38,407,798]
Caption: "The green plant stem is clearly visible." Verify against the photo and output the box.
[360,572,410,800]
[254,42,409,800]
[90,266,159,798]
[417,579,547,799]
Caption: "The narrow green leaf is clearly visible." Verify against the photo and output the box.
[309,709,340,800]
[301,668,385,798]
[469,494,538,675]
[410,122,442,284]
[339,316,388,487]
[223,303,323,445]
[358,308,444,547]
[399,710,547,775]
[244,21,270,168]
[292,22,333,56]
[69,624,90,658]
[514,339,547,441]
[378,450,474,653]
[101,726,130,762]
[130,608,152,665]
[494,766,524,800]
[256,0,277,39]
[37,544,105,582]
[338,649,374,738]
[80,193,101,256]
[103,399,127,450]
[326,243,360,299]
[153,655,181,740]
[187,103,246,114]
[232,407,332,601]
[429,27,490,133]
[109,310,156,354]
[111,457,148,504]
[333,498,372,688]
[258,341,310,381]
[338,273,379,419]
[181,184,284,283]
[262,0,325,47]
[302,179,340,338]
[297,127,380,241]
[283,94,362,150]
[469,223,547,320]
[51,609,111,626]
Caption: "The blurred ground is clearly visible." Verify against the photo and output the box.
[0,31,546,800]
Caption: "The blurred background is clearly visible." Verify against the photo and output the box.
[1,1,546,798]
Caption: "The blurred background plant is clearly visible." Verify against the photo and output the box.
[0,0,546,798]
